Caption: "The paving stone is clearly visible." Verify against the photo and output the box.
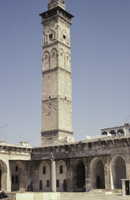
[60,193,130,200]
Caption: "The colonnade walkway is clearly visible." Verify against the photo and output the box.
[60,192,130,200]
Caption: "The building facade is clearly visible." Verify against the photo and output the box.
[0,0,130,194]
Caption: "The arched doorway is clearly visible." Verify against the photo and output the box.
[73,160,85,191]
[90,158,105,189]
[0,160,7,191]
[110,156,126,189]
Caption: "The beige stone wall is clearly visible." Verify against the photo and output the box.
[42,71,58,100]
[38,161,51,192]
[56,160,67,192]
[58,98,72,132]
[41,7,73,144]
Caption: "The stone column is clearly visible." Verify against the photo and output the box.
[84,159,91,192]
[126,163,130,179]
[5,161,11,192]
[66,159,73,192]
[51,160,56,192]
[104,157,111,191]
[122,179,126,195]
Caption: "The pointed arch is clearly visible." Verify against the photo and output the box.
[72,159,85,191]
[48,28,56,41]
[65,51,71,71]
[66,33,70,45]
[10,161,25,192]
[110,156,126,189]
[0,160,7,191]
[43,31,48,44]
[90,157,105,189]
[43,50,50,71]
[61,29,67,42]
[59,48,65,69]
[50,48,57,69]
[56,160,67,175]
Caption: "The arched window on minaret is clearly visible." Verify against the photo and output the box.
[50,48,57,69]
[59,48,64,69]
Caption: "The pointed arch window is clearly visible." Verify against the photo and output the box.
[63,34,66,39]
[49,33,53,40]
[43,166,46,174]
[60,165,63,174]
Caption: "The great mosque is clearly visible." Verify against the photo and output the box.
[0,0,130,198]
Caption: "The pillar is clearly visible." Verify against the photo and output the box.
[122,180,126,195]
[51,160,56,192]
[66,159,73,192]
[104,163,110,190]
[84,159,91,192]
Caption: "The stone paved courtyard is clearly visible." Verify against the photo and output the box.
[60,193,130,200]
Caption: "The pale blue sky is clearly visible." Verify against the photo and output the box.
[0,0,130,146]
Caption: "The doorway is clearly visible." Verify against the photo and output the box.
[73,160,85,191]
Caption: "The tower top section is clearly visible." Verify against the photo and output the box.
[48,0,66,10]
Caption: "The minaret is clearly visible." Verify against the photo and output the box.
[40,0,74,145]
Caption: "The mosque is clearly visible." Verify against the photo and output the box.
[1,0,130,197]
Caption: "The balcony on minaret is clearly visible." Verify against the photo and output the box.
[48,0,66,10]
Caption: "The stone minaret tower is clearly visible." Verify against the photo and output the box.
[40,0,74,145]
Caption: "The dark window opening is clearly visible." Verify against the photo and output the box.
[56,180,59,188]
[49,34,53,40]
[60,165,63,174]
[102,131,107,135]
[125,181,129,195]
[15,176,19,184]
[63,35,66,39]
[12,176,14,184]
[43,166,46,174]
[88,142,92,149]
[46,180,50,188]
[15,166,18,172]
[39,180,42,190]
[52,52,55,57]
[63,179,67,191]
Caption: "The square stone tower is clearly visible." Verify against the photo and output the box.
[40,0,74,145]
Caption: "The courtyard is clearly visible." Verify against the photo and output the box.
[60,192,130,200]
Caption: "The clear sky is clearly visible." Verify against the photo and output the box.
[0,0,130,146]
